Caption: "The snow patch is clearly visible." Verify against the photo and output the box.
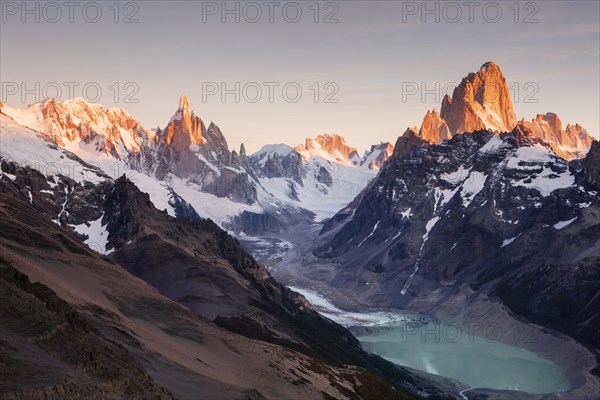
[553,217,577,230]
[461,171,487,207]
[502,233,522,247]
[358,221,380,247]
[71,215,110,254]
[441,166,471,184]
[506,145,575,196]
[423,216,441,242]
[479,134,504,154]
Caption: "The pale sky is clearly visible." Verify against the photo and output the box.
[1,0,599,153]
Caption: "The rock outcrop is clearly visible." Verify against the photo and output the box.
[441,61,517,134]
[360,142,395,169]
[418,109,451,143]
[584,140,600,187]
[400,62,596,160]
[520,113,594,159]
[162,94,206,152]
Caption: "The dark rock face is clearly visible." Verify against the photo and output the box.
[316,166,334,187]
[313,128,600,349]
[0,159,107,231]
[167,187,202,220]
[492,257,600,347]
[250,148,306,184]
[585,140,600,188]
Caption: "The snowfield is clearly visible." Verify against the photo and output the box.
[506,145,575,196]
[257,155,376,222]
[0,114,106,184]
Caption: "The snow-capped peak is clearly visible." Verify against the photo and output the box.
[294,134,360,164]
[1,97,152,157]
[251,143,295,166]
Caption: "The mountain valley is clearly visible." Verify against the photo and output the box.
[1,62,598,400]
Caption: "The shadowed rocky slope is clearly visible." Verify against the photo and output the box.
[314,129,600,350]
[0,165,459,399]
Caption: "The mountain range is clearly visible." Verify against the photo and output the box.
[413,62,593,161]
[276,64,600,399]
[1,61,598,399]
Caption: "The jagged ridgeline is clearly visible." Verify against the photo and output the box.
[0,61,598,399]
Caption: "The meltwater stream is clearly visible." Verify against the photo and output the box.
[357,322,571,394]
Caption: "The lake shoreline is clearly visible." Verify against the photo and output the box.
[288,284,599,400]
[353,320,571,394]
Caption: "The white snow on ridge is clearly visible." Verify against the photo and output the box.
[506,145,575,197]
[479,134,505,154]
[400,208,412,219]
[169,177,262,226]
[441,166,471,184]
[1,102,46,132]
[251,144,294,166]
[473,103,505,133]
[434,186,460,210]
[553,217,577,230]
[0,114,106,184]
[0,171,17,181]
[509,145,555,163]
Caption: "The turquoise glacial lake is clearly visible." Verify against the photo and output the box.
[357,322,571,394]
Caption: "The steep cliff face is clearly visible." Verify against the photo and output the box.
[584,140,600,187]
[144,95,259,203]
[520,113,594,159]
[162,94,206,152]
[392,128,428,159]
[441,62,517,134]
[418,109,451,143]
[402,62,596,160]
